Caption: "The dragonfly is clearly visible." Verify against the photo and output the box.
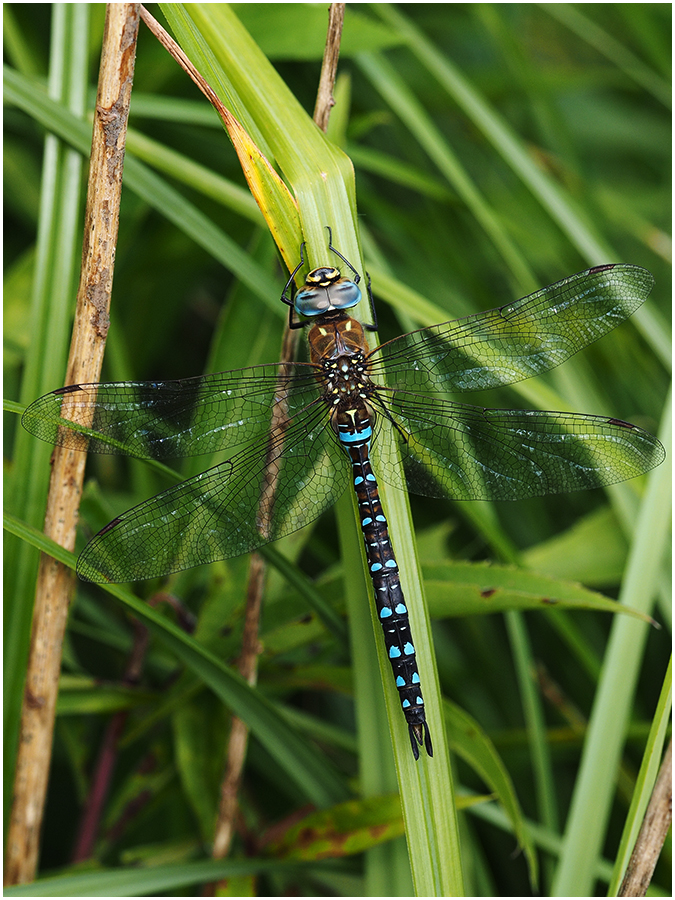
[23,233,664,759]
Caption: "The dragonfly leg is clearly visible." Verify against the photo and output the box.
[281,242,308,329]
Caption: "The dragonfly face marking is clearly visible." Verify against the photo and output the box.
[22,233,663,762]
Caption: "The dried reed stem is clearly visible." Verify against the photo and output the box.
[4,5,139,884]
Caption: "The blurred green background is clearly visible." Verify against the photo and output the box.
[4,4,670,896]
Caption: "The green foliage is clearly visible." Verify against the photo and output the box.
[4,3,670,896]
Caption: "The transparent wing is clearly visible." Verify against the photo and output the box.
[369,265,654,393]
[77,400,348,583]
[22,362,320,459]
[371,390,665,501]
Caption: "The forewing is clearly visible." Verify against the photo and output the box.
[77,400,348,582]
[372,391,665,501]
[369,265,653,393]
[22,362,320,460]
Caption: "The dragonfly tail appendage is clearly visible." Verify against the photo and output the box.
[410,721,433,760]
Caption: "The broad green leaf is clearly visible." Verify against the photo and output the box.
[423,560,652,622]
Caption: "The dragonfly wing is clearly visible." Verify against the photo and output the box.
[372,391,664,501]
[370,265,654,392]
[77,400,348,582]
[22,362,319,460]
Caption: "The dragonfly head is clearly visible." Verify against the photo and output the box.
[294,266,362,318]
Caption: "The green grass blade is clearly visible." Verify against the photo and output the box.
[4,65,284,314]
[551,387,671,895]
[504,611,555,890]
[369,4,671,368]
[544,4,670,108]
[125,127,263,223]
[355,50,536,292]
[445,699,538,887]
[160,7,465,893]
[3,857,303,898]
[373,4,613,265]
[3,4,88,825]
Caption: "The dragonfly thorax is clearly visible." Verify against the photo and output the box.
[322,354,372,408]
[307,314,370,364]
[306,316,374,410]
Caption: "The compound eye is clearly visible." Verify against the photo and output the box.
[294,285,327,317]
[328,280,361,310]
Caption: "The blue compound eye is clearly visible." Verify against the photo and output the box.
[294,272,362,317]
[294,285,329,316]
[329,279,361,310]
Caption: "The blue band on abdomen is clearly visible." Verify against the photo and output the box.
[339,427,372,444]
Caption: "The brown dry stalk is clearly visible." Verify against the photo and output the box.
[313,3,346,131]
[4,5,140,885]
[618,738,672,897]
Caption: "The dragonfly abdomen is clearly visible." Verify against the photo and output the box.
[336,404,433,760]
